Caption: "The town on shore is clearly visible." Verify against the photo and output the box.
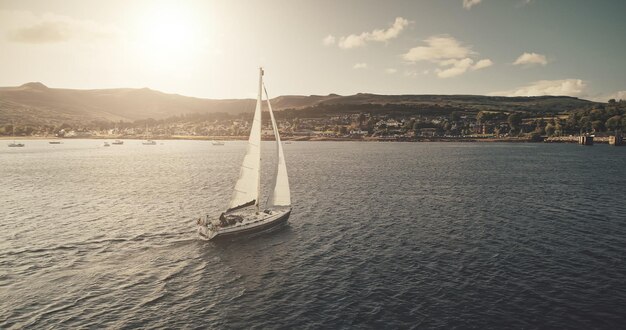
[3,98,625,144]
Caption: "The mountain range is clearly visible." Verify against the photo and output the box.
[0,82,598,125]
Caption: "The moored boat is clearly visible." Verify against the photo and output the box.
[8,125,24,147]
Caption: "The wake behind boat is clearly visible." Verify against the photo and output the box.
[197,68,292,241]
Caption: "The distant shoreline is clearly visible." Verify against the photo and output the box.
[2,135,619,144]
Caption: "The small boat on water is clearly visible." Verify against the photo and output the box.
[112,140,124,145]
[49,141,62,144]
[103,142,110,147]
[8,142,25,147]
[8,125,25,147]
[197,68,292,241]
[212,140,225,146]
[142,126,157,145]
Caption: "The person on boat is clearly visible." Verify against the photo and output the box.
[219,212,228,227]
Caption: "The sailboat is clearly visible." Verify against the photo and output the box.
[197,68,291,240]
[8,124,25,147]
[142,126,157,145]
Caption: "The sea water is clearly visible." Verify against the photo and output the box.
[1,140,625,328]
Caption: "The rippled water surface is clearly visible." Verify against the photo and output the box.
[2,140,626,329]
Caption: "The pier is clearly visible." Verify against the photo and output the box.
[609,135,623,146]
[578,136,594,146]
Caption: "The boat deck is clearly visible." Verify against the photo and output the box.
[198,207,291,240]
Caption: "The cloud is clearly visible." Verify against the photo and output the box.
[490,79,586,97]
[403,35,492,78]
[472,58,493,70]
[385,68,397,74]
[3,10,120,43]
[609,91,626,101]
[594,90,626,102]
[353,62,367,69]
[322,35,336,46]
[436,58,473,78]
[8,21,72,43]
[513,52,548,66]
[337,17,410,49]
[435,58,493,78]
[403,35,471,62]
[463,0,482,10]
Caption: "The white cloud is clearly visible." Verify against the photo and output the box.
[513,52,548,66]
[385,68,397,74]
[403,35,492,78]
[436,58,473,78]
[403,35,471,62]
[435,58,493,78]
[2,10,121,43]
[463,0,482,10]
[595,90,626,102]
[609,91,626,101]
[490,79,586,97]
[472,58,493,70]
[353,62,367,69]
[340,34,367,49]
[322,34,336,46]
[337,17,410,49]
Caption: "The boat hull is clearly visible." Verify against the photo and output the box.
[198,209,291,241]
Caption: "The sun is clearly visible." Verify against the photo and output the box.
[133,3,201,68]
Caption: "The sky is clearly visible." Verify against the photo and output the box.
[1,0,625,101]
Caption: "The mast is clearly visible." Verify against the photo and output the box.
[256,67,263,214]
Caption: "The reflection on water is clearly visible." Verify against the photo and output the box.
[1,140,626,328]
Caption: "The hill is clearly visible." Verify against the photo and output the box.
[0,82,256,125]
[275,93,597,119]
[0,83,598,126]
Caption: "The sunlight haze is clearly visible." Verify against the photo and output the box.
[1,0,625,101]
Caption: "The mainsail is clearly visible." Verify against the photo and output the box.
[264,84,291,207]
[228,68,263,211]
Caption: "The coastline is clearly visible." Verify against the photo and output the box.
[1,135,619,144]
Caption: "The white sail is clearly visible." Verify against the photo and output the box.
[264,84,291,207]
[228,68,263,211]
